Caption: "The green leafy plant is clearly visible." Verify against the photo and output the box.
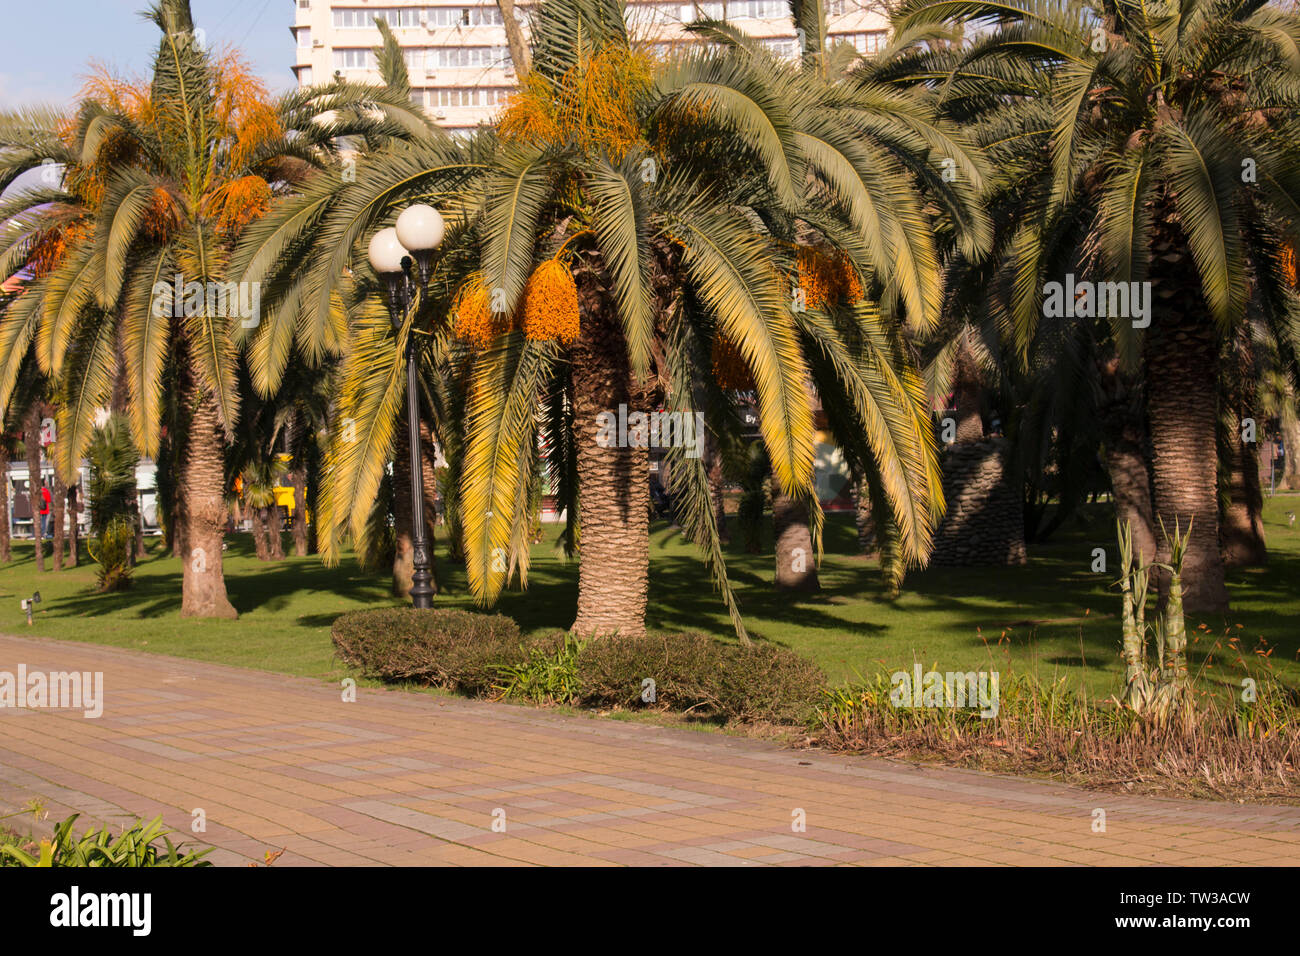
[0,814,212,867]
[86,515,137,592]
[1115,518,1195,726]
[494,633,585,705]
[86,413,140,538]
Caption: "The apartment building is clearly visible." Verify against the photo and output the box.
[289,0,890,134]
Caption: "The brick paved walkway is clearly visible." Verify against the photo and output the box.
[1,634,1298,866]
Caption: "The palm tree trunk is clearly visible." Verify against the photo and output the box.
[133,486,146,561]
[286,409,309,557]
[23,406,43,572]
[179,385,238,619]
[66,483,78,567]
[1282,405,1300,490]
[305,435,320,555]
[953,339,984,442]
[773,479,820,591]
[251,505,270,561]
[1097,362,1158,566]
[51,468,66,571]
[1221,436,1266,567]
[854,476,877,555]
[495,0,531,79]
[570,265,649,638]
[1145,237,1229,613]
[704,429,729,544]
[1219,325,1266,566]
[290,471,308,557]
[0,458,10,563]
[1103,435,1158,569]
[268,502,285,560]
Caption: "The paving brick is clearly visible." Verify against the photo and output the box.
[2,633,1297,867]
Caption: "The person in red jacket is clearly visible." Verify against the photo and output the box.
[39,484,51,537]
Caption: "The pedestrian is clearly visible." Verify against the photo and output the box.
[39,484,51,537]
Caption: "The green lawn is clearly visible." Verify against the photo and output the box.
[1,494,1297,697]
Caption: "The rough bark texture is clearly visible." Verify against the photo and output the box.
[952,340,984,443]
[1221,436,1267,567]
[0,458,10,563]
[704,429,729,544]
[290,470,308,557]
[773,481,820,591]
[570,262,649,638]
[1283,411,1300,490]
[179,384,238,619]
[1145,227,1230,613]
[66,484,78,567]
[1097,360,1158,567]
[268,502,285,560]
[854,476,877,555]
[930,439,1028,566]
[250,505,270,561]
[494,0,531,79]
[1218,326,1266,566]
[51,468,66,571]
[23,406,43,572]
[1103,432,1159,568]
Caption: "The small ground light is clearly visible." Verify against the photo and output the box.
[20,591,41,625]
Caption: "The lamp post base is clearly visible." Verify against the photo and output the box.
[410,557,434,610]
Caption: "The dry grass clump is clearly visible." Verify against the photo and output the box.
[816,671,1300,801]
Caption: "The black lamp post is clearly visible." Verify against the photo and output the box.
[367,204,445,609]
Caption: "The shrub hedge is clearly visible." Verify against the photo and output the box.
[576,632,825,724]
[331,608,559,695]
[330,609,825,724]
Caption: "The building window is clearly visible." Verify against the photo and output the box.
[830,30,887,54]
[333,48,375,70]
[761,36,800,59]
[739,0,784,18]
[297,27,311,48]
[424,45,512,69]
[334,6,507,29]
[334,7,422,29]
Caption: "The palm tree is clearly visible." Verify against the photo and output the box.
[0,0,432,615]
[465,0,981,634]
[894,0,1300,612]
[237,0,980,639]
[230,15,455,598]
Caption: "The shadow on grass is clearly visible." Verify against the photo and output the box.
[8,499,1298,692]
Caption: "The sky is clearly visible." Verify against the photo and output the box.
[0,0,295,110]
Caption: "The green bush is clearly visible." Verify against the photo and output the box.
[0,814,211,867]
[331,607,557,694]
[330,611,826,724]
[576,633,826,724]
[87,516,136,592]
